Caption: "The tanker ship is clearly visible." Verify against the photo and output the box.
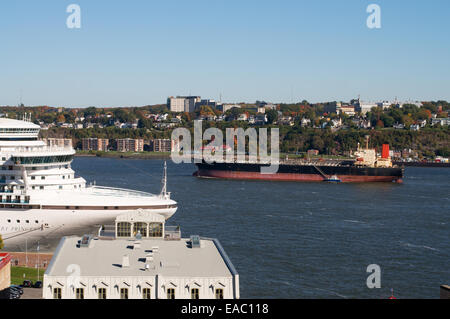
[194,138,404,183]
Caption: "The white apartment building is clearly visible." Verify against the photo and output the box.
[168,96,201,113]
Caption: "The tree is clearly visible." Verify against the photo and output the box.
[266,109,278,124]
[0,234,4,250]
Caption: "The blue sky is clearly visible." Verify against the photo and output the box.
[0,0,449,107]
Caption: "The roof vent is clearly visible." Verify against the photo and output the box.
[79,234,93,248]
[190,235,201,248]
[122,255,130,268]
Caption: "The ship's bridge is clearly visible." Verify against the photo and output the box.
[0,118,40,140]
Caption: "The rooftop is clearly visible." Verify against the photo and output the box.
[45,235,236,278]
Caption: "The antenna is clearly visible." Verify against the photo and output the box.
[160,161,169,198]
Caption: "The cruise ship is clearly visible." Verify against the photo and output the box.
[0,117,177,248]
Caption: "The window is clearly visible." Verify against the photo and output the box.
[41,176,45,180]
[215,288,224,299]
[76,288,84,299]
[116,222,132,237]
[167,288,175,299]
[7,219,11,223]
[149,223,163,237]
[191,288,199,299]
[53,288,62,299]
[120,288,128,299]
[134,222,148,237]
[40,186,44,190]
[98,288,107,299]
[142,288,151,299]
[31,176,36,180]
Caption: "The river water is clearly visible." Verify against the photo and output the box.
[63,157,448,299]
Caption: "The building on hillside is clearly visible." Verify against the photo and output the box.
[431,117,450,126]
[217,104,241,113]
[43,211,239,299]
[117,138,144,152]
[0,253,11,292]
[168,96,202,113]
[81,138,109,151]
[149,139,172,152]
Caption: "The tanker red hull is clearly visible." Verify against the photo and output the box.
[194,168,403,183]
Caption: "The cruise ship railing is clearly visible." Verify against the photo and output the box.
[89,185,156,197]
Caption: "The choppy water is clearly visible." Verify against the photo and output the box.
[24,158,450,298]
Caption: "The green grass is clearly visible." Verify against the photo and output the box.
[10,267,45,285]
[76,150,171,158]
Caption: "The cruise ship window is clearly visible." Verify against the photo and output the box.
[167,288,175,299]
[120,288,128,299]
[215,289,224,299]
[191,288,199,299]
[35,220,39,224]
[16,220,20,223]
[32,186,35,190]
[7,219,11,223]
[10,176,15,180]
[40,186,44,190]
[31,176,35,180]
[98,288,107,299]
[41,176,45,180]
[26,220,29,223]
[142,288,151,299]
[59,186,63,190]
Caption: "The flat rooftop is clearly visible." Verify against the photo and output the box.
[45,236,236,278]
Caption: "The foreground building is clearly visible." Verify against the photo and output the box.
[43,211,239,299]
[0,253,11,291]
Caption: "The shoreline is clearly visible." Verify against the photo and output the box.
[74,152,450,167]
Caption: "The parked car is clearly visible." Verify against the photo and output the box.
[3,288,20,299]
[22,280,33,288]
[33,281,43,288]
[9,285,23,295]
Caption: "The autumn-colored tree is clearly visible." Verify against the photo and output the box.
[57,114,66,123]
[0,234,4,250]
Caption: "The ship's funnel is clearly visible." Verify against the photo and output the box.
[382,144,390,159]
